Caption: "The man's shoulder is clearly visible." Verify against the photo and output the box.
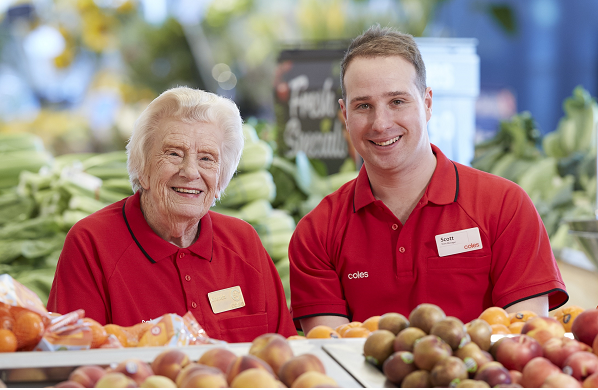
[456,162,524,197]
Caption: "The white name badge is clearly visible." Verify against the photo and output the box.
[208,286,245,314]
[435,227,483,257]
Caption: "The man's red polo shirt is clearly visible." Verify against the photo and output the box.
[289,144,568,327]
[48,191,296,343]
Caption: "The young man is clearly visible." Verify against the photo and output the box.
[288,26,568,334]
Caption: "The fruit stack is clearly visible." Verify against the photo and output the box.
[362,304,598,388]
[50,333,338,388]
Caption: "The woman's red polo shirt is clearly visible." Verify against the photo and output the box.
[47,191,296,342]
[289,145,568,327]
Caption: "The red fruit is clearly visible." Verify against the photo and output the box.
[494,334,543,371]
[571,309,598,346]
[520,357,561,388]
[563,351,598,381]
[543,336,592,368]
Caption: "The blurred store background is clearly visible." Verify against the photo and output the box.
[1,0,598,308]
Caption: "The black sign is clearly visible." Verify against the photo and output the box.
[274,49,355,174]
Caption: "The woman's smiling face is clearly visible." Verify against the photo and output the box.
[139,117,223,222]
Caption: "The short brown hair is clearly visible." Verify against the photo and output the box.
[340,25,427,100]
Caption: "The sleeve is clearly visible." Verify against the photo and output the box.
[489,185,568,310]
[289,204,349,327]
[47,223,110,324]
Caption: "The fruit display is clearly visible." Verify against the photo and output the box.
[360,303,598,388]
[43,334,338,388]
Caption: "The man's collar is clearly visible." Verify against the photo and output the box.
[124,192,213,263]
[353,144,459,213]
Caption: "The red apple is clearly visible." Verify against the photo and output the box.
[594,334,598,358]
[474,362,511,387]
[521,316,565,346]
[542,373,581,388]
[571,309,598,346]
[494,334,543,371]
[582,372,598,387]
[412,335,452,371]
[382,351,416,386]
[509,370,522,385]
[520,357,561,388]
[563,351,598,381]
[543,336,592,368]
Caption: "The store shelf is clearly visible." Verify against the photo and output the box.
[0,339,363,387]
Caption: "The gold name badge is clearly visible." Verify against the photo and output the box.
[207,286,245,314]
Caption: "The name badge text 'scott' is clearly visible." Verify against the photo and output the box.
[435,227,483,257]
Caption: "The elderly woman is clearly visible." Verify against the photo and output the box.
[47,87,296,342]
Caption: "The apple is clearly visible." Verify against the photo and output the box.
[563,351,598,381]
[520,357,561,388]
[571,309,598,346]
[454,341,493,376]
[542,373,581,388]
[521,316,565,346]
[509,370,522,385]
[594,334,598,357]
[543,336,592,368]
[466,319,493,352]
[150,349,190,381]
[68,365,106,387]
[474,362,511,387]
[382,351,416,385]
[430,356,468,387]
[582,372,598,388]
[494,334,543,371]
[248,333,294,376]
[198,348,237,374]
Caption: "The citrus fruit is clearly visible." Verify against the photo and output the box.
[508,321,525,334]
[553,305,584,332]
[12,310,45,349]
[83,318,108,348]
[362,316,382,332]
[305,325,340,339]
[508,310,537,324]
[479,307,510,327]
[104,324,129,347]
[0,329,17,352]
[335,321,362,337]
[342,327,371,338]
[490,323,510,335]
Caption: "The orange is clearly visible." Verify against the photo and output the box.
[12,310,45,349]
[342,327,371,338]
[0,329,17,352]
[287,335,307,340]
[490,324,511,335]
[335,321,363,337]
[509,310,538,324]
[479,307,510,327]
[83,318,108,348]
[553,305,584,332]
[137,323,168,347]
[305,325,341,339]
[0,314,14,331]
[362,316,381,332]
[104,324,129,347]
[508,322,525,334]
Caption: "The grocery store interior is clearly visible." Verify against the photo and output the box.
[1,0,598,386]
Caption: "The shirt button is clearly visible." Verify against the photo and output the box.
[185,275,191,282]
[179,253,185,258]
[392,224,399,230]
[191,302,197,309]
[399,246,405,253]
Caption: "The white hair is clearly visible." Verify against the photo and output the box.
[126,86,244,195]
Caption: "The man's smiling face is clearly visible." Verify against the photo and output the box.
[340,55,432,175]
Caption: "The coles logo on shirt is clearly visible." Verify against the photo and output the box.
[347,271,368,280]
